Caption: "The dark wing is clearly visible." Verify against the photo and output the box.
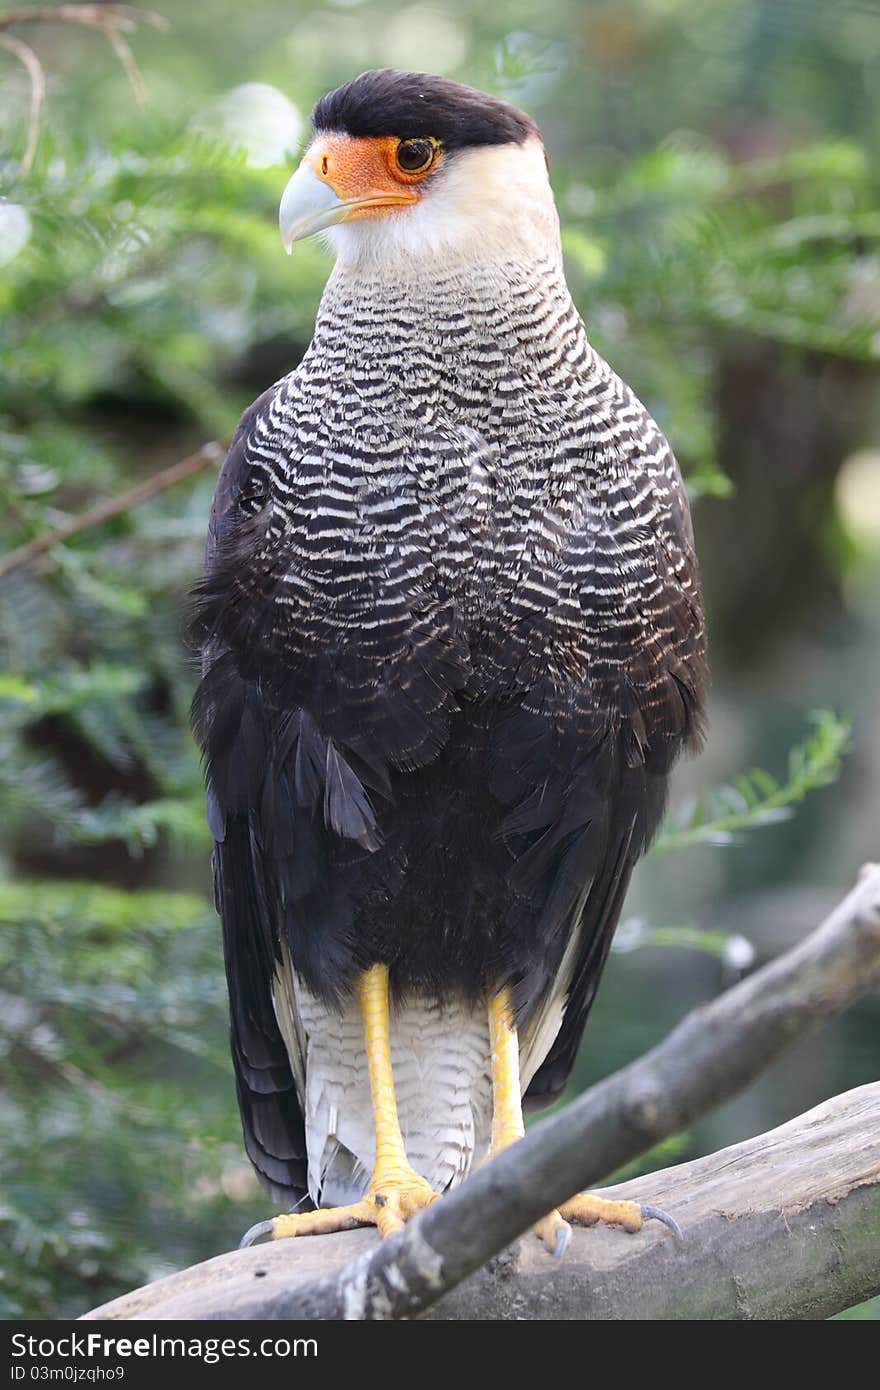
[214,813,309,1202]
[518,745,675,1109]
[506,395,707,1108]
[190,386,481,1202]
[192,391,309,1203]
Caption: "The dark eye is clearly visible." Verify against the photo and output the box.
[396,138,437,173]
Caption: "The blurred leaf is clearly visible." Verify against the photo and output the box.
[654,711,851,853]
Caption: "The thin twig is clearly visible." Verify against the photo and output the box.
[0,7,168,34]
[103,23,146,106]
[0,32,45,176]
[0,5,168,166]
[0,440,225,579]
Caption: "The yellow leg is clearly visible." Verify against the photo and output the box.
[358,962,437,1233]
[486,987,652,1257]
[487,987,572,1255]
[243,964,437,1246]
[488,989,526,1152]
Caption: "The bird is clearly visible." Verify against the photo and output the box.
[190,68,707,1257]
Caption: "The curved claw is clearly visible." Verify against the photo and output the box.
[553,1222,572,1259]
[640,1203,684,1244]
[239,1218,276,1249]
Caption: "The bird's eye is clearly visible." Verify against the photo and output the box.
[395,138,437,174]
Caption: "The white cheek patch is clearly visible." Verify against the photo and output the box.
[325,137,560,271]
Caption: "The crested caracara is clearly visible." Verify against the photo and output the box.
[191,69,707,1255]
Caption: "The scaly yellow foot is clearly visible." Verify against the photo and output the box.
[560,1192,682,1240]
[526,1195,680,1259]
[241,1169,438,1246]
[240,963,440,1249]
[559,1192,642,1232]
[487,989,681,1257]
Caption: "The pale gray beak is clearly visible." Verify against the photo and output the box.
[279,163,347,253]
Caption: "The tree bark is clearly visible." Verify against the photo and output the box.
[81,863,880,1321]
[80,861,878,1317]
[83,1084,880,1320]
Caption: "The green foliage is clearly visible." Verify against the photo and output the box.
[834,1295,880,1320]
[0,878,265,1319]
[0,0,876,1321]
[654,711,851,853]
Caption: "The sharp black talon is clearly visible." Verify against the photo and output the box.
[239,1218,275,1249]
[554,1224,572,1260]
[640,1204,684,1243]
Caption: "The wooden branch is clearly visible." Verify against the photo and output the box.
[83,1083,880,1321]
[82,864,880,1322]
[0,440,225,579]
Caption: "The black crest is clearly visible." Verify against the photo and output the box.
[312,69,540,151]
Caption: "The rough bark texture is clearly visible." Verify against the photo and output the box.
[81,864,880,1321]
[84,1085,880,1320]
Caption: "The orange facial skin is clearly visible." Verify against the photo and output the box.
[300,133,442,220]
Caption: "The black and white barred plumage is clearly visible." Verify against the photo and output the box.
[191,72,707,1209]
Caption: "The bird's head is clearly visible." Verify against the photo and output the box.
[279,70,557,268]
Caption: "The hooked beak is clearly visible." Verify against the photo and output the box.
[279,163,349,252]
[279,137,420,252]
